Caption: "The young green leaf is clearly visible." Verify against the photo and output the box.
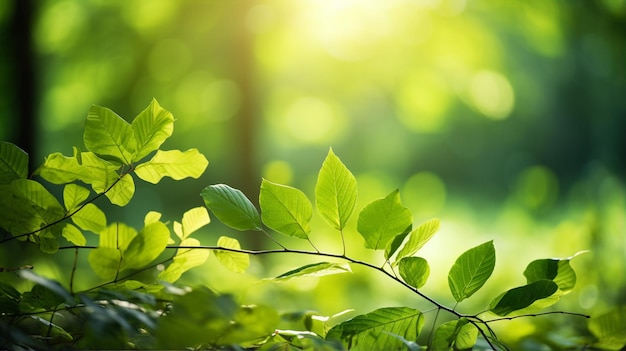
[121,221,170,270]
[63,184,90,212]
[588,306,626,350]
[11,179,65,224]
[179,206,210,239]
[395,218,440,264]
[385,225,412,261]
[448,240,496,302]
[273,262,351,281]
[62,223,86,246]
[260,179,312,239]
[214,236,249,273]
[315,148,357,230]
[88,247,122,279]
[0,141,28,184]
[158,238,210,283]
[131,98,175,162]
[432,318,478,351]
[18,269,75,306]
[35,152,91,185]
[71,203,107,233]
[134,149,208,184]
[488,279,559,316]
[201,184,261,231]
[326,307,424,351]
[78,152,121,192]
[523,252,584,294]
[98,223,137,250]
[357,190,412,250]
[398,257,430,289]
[84,105,137,164]
[104,173,135,206]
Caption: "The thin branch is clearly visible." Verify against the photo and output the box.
[484,310,591,322]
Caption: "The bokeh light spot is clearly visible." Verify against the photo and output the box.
[514,165,559,210]
[402,172,447,217]
[122,0,177,36]
[35,0,85,54]
[148,39,192,82]
[397,71,451,133]
[467,70,515,120]
[284,97,346,144]
[262,160,294,185]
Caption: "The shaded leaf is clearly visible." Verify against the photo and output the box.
[326,307,424,351]
[134,149,208,184]
[201,184,261,231]
[214,236,249,273]
[385,224,412,261]
[523,252,585,294]
[395,218,440,264]
[357,190,412,250]
[488,279,559,316]
[448,241,495,302]
[273,262,351,281]
[0,141,28,184]
[18,269,75,306]
[131,98,174,161]
[84,105,137,164]
[588,306,626,350]
[315,148,357,230]
[398,257,430,289]
[260,179,312,239]
[432,318,478,351]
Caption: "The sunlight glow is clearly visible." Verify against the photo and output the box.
[467,70,515,120]
[284,97,346,144]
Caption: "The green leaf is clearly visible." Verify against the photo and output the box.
[398,257,430,289]
[71,203,107,233]
[131,98,175,162]
[134,149,208,184]
[523,252,584,294]
[84,105,137,164]
[448,240,496,302]
[384,224,412,261]
[12,179,65,225]
[35,152,91,184]
[326,307,424,351]
[121,221,170,270]
[98,223,137,250]
[18,269,75,306]
[588,306,626,350]
[158,238,210,283]
[219,304,280,345]
[395,218,440,264]
[88,247,122,280]
[260,179,312,239]
[181,206,210,238]
[201,184,262,231]
[315,148,357,230]
[356,190,413,250]
[214,236,249,273]
[63,184,90,211]
[0,141,28,184]
[273,262,351,281]
[22,283,66,309]
[432,318,478,351]
[104,172,135,206]
[488,279,559,316]
[62,223,86,246]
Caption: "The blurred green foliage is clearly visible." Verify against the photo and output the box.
[1,0,625,347]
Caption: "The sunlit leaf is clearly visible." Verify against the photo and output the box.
[78,152,121,192]
[84,105,137,164]
[395,218,440,264]
[315,148,357,230]
[273,262,351,281]
[201,184,261,231]
[488,279,559,316]
[588,306,626,350]
[134,149,208,184]
[214,236,249,273]
[356,190,412,250]
[448,240,495,302]
[104,173,135,206]
[432,318,478,351]
[0,141,28,184]
[523,252,585,294]
[326,307,424,351]
[260,179,312,239]
[63,184,90,212]
[398,257,430,289]
[131,98,174,161]
[158,238,210,283]
[144,211,162,225]
[385,225,412,261]
[99,223,137,250]
[35,152,91,185]
[181,206,210,239]
[62,223,86,246]
[121,221,170,270]
[71,203,106,233]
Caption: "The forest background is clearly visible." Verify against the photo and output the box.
[0,0,625,346]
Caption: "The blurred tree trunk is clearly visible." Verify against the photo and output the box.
[11,0,37,172]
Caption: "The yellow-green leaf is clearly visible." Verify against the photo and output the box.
[260,179,312,239]
[134,149,208,184]
[71,203,107,233]
[84,105,137,164]
[62,223,86,246]
[131,98,175,162]
[214,236,249,273]
[63,184,90,212]
[315,148,357,230]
